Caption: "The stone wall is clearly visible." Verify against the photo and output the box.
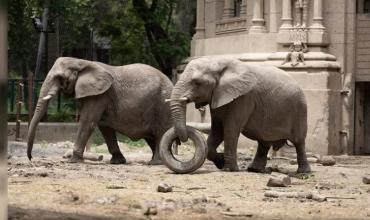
[7,122,78,143]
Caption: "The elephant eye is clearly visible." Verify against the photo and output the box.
[192,79,203,87]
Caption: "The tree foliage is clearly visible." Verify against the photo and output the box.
[8,0,195,79]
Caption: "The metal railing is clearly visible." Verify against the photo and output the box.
[8,78,76,121]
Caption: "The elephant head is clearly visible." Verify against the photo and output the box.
[170,57,257,141]
[27,57,113,160]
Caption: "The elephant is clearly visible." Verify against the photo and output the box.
[169,57,311,173]
[27,57,173,165]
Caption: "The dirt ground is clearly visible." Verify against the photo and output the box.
[7,141,370,220]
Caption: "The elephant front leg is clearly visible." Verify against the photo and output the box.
[145,138,162,165]
[99,126,126,164]
[69,96,107,163]
[247,141,271,173]
[69,120,95,163]
[222,126,240,172]
[295,141,311,173]
[206,120,224,169]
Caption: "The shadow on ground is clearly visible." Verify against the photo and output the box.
[9,205,145,220]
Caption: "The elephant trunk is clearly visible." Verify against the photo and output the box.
[27,71,59,160]
[170,80,188,142]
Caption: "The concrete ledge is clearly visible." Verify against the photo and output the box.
[8,122,78,143]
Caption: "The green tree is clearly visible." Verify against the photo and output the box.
[8,0,195,79]
[94,0,194,78]
[8,0,39,78]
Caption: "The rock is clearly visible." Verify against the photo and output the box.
[193,196,209,204]
[363,175,370,184]
[307,192,327,202]
[145,207,158,216]
[143,204,158,216]
[319,156,336,166]
[157,183,172,193]
[269,165,296,176]
[267,173,291,187]
[38,172,48,177]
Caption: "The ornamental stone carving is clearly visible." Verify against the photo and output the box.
[294,0,309,27]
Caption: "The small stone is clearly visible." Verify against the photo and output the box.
[267,173,291,187]
[319,156,336,166]
[144,206,158,216]
[38,172,48,177]
[308,192,327,202]
[157,183,172,193]
[363,176,370,184]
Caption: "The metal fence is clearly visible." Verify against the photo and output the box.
[8,78,76,122]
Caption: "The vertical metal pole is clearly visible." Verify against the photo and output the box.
[0,2,8,219]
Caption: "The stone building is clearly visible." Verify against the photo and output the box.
[184,0,370,155]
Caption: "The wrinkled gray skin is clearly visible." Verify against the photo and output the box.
[27,57,173,165]
[170,57,311,173]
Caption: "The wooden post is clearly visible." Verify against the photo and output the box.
[15,82,24,141]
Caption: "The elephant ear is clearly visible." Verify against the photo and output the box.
[75,63,113,99]
[211,65,257,109]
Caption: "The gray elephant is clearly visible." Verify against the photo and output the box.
[169,57,311,173]
[27,57,173,165]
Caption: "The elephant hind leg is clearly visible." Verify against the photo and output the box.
[145,137,162,165]
[247,141,271,173]
[98,126,126,164]
[293,140,311,173]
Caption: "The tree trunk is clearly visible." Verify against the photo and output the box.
[132,0,175,78]
[34,6,49,121]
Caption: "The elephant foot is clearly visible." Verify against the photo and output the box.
[208,153,225,169]
[148,158,163,165]
[247,163,266,173]
[297,164,311,174]
[67,155,84,163]
[222,163,239,172]
[110,153,126,164]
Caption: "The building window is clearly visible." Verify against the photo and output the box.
[365,0,370,13]
[234,0,242,17]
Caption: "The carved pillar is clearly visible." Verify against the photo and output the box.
[223,0,235,19]
[193,0,205,39]
[249,0,267,33]
[310,0,325,30]
[280,0,293,30]
[269,0,278,32]
[240,0,247,17]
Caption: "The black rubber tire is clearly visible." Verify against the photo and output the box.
[159,126,208,174]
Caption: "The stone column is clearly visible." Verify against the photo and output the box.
[280,0,293,30]
[249,0,267,33]
[269,0,278,32]
[222,0,235,19]
[310,0,325,30]
[240,0,247,17]
[193,0,205,39]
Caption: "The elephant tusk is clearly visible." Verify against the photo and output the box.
[42,95,53,101]
[165,97,189,103]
